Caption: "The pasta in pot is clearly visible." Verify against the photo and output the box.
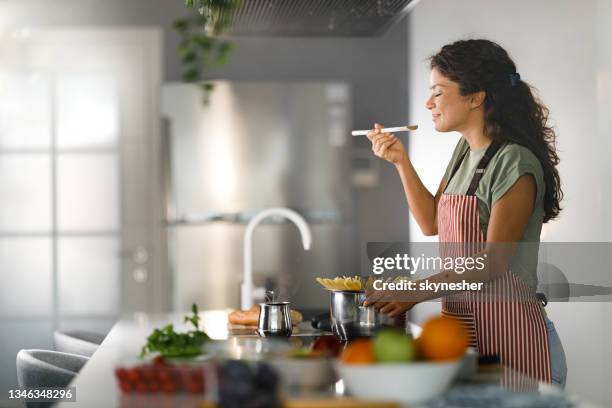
[315,276,369,291]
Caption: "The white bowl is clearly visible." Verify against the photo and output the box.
[269,357,336,390]
[336,359,461,405]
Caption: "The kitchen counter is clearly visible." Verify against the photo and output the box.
[57,310,331,408]
[57,311,593,408]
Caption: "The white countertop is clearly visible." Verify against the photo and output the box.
[57,311,598,408]
[56,310,327,407]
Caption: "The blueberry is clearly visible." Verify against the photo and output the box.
[218,360,281,408]
[221,360,254,383]
[254,362,279,391]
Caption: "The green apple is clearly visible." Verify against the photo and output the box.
[373,328,416,363]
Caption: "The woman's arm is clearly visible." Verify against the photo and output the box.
[368,123,444,236]
[367,173,537,317]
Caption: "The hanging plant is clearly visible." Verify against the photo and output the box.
[175,0,243,104]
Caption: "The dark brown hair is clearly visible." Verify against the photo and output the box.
[430,39,562,222]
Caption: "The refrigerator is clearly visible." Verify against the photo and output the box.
[161,81,354,311]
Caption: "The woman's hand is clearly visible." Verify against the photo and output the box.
[373,301,416,318]
[367,123,408,166]
[364,282,417,318]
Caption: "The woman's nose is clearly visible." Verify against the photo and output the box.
[425,95,435,110]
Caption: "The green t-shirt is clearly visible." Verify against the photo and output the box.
[442,137,546,288]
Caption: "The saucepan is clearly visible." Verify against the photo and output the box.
[329,290,393,341]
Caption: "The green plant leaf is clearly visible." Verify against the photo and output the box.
[178,40,192,57]
[200,82,215,105]
[173,19,190,33]
[182,51,197,63]
[140,305,210,358]
[195,35,213,51]
[176,0,241,104]
[197,13,210,26]
[182,67,200,82]
[184,303,201,330]
[213,41,235,65]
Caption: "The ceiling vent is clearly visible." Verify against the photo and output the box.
[222,0,418,37]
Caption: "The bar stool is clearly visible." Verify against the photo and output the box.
[53,330,106,358]
[16,349,88,408]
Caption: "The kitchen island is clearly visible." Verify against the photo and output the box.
[57,311,590,408]
[56,310,334,408]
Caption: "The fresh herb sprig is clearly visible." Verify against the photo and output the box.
[140,303,210,358]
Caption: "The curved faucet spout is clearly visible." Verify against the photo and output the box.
[242,207,312,310]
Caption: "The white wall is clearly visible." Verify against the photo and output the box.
[407,0,612,404]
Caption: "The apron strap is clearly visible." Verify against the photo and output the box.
[445,145,470,188]
[466,140,504,196]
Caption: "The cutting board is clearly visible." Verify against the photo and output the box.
[227,323,303,336]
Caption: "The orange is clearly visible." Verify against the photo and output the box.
[417,316,468,361]
[341,339,375,364]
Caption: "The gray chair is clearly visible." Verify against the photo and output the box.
[16,349,88,408]
[53,330,106,358]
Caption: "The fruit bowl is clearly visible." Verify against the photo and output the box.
[335,359,461,405]
[269,355,336,390]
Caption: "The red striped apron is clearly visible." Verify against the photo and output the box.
[438,140,552,387]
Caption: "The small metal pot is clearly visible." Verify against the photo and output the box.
[257,301,293,337]
[329,290,392,341]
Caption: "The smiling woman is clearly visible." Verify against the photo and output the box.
[364,38,566,389]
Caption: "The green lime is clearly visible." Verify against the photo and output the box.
[373,328,416,363]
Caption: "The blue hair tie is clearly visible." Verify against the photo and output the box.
[510,72,521,87]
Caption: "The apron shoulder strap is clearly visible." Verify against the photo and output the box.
[466,140,504,196]
[445,144,470,189]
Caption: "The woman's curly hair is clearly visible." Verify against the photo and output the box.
[430,39,562,222]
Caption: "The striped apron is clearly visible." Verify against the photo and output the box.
[438,140,552,386]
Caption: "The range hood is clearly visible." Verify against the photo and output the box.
[223,0,419,37]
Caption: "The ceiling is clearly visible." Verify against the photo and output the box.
[223,0,417,36]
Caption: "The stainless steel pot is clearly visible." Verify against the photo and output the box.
[329,290,393,341]
[257,301,293,337]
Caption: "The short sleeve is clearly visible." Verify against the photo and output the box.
[443,137,469,182]
[489,145,545,207]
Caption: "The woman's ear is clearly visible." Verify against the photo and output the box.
[470,91,486,109]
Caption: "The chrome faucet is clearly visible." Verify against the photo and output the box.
[241,207,312,310]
